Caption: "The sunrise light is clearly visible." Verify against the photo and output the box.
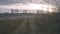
[0,3,56,13]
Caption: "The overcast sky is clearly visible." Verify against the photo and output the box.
[0,0,59,5]
[0,0,60,13]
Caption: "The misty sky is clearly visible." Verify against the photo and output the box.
[0,0,60,13]
[0,0,60,5]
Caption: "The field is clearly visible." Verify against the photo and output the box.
[0,13,60,34]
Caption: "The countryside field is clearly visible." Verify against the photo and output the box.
[0,13,60,34]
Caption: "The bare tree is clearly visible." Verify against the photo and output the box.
[15,9,19,13]
[11,9,14,13]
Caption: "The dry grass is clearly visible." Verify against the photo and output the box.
[0,13,60,34]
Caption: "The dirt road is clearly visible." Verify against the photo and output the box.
[11,16,41,34]
[0,16,59,34]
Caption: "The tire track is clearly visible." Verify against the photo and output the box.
[13,16,41,34]
[28,17,40,34]
[15,18,29,34]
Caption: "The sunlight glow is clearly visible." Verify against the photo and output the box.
[0,3,56,13]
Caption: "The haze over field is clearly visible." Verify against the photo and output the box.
[0,0,59,13]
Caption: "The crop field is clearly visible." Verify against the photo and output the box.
[0,13,60,34]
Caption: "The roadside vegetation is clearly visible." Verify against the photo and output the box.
[0,13,60,34]
[34,13,60,34]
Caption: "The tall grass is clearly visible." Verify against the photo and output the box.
[0,13,60,34]
[34,13,60,34]
[0,18,25,34]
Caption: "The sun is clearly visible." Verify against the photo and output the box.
[27,3,55,13]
